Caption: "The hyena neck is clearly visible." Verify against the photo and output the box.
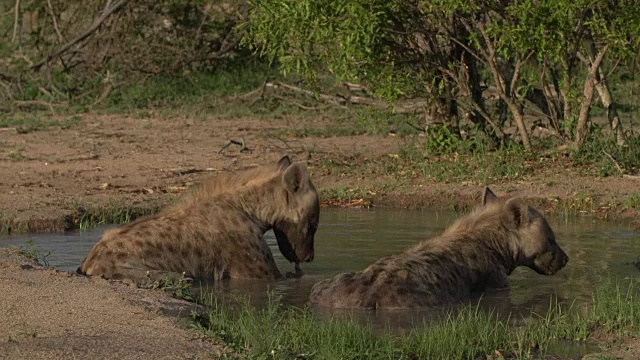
[477,232,517,275]
[231,179,287,232]
[453,228,518,275]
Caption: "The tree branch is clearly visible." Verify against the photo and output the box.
[46,0,64,43]
[32,0,128,71]
[575,44,609,149]
[11,0,19,43]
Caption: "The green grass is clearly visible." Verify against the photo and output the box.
[186,281,640,359]
[72,200,169,230]
[625,193,640,210]
[139,273,195,302]
[185,279,640,360]
[319,186,374,205]
[101,60,271,114]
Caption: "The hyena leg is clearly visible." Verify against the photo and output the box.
[79,243,175,282]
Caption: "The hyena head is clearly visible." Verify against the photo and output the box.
[483,187,569,275]
[272,155,320,264]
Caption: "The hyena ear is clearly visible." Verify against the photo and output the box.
[277,155,293,172]
[282,162,308,193]
[501,197,531,230]
[482,187,499,206]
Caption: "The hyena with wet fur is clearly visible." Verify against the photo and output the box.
[78,155,320,281]
[309,187,568,309]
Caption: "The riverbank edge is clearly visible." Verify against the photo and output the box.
[1,184,638,234]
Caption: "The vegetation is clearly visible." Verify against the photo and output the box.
[246,0,640,152]
[1,1,638,156]
[71,200,170,230]
[11,239,51,266]
[183,279,640,359]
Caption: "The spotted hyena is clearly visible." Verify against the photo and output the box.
[309,187,569,309]
[78,155,320,282]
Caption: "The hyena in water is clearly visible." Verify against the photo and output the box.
[309,187,569,309]
[78,155,320,282]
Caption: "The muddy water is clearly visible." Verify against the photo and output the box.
[2,208,639,330]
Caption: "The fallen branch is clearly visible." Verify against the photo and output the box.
[265,82,346,108]
[91,83,113,107]
[32,0,128,71]
[165,168,220,176]
[218,138,251,154]
[272,95,332,111]
[603,151,625,174]
[405,121,426,132]
[13,100,64,113]
[603,151,640,179]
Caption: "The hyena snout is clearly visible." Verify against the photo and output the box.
[303,251,314,262]
[535,245,569,275]
[298,243,314,262]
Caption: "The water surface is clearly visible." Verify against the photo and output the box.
[2,208,639,331]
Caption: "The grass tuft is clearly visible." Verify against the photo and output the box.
[11,239,52,266]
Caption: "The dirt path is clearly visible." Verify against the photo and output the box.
[0,247,221,359]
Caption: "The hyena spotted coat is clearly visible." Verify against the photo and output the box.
[78,155,320,281]
[309,187,569,309]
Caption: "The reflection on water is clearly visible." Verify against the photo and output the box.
[2,208,639,331]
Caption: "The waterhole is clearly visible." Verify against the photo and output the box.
[2,208,638,333]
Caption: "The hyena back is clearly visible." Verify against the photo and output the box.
[78,155,320,281]
[309,187,568,309]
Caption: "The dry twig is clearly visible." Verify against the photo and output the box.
[218,138,251,154]
[603,151,625,174]
[602,151,640,179]
[165,168,219,176]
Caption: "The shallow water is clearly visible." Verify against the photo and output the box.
[2,208,639,332]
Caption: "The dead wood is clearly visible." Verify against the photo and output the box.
[165,168,219,176]
[32,0,128,71]
[11,0,19,43]
[12,100,64,113]
[218,138,251,154]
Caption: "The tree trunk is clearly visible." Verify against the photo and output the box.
[594,73,626,146]
[559,58,575,139]
[476,22,532,151]
[504,98,531,150]
[575,45,609,150]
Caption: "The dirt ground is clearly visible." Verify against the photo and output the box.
[0,247,222,359]
[1,113,640,359]
[0,113,638,233]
